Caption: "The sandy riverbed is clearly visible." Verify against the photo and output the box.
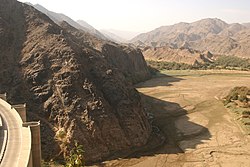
[93,70,250,167]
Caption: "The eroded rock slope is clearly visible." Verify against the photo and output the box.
[132,18,250,58]
[0,0,151,162]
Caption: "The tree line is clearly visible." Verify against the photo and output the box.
[147,56,250,71]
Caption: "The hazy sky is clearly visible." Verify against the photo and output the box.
[18,0,250,32]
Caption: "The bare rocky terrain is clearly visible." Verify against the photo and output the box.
[132,18,250,58]
[0,0,152,163]
[143,46,214,65]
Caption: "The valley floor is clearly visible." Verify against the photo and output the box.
[97,70,250,167]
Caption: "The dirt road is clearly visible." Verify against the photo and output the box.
[97,70,250,167]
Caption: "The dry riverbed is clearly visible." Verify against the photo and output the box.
[96,70,250,167]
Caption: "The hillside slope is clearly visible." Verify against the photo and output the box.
[0,0,151,163]
[100,29,127,43]
[132,18,250,58]
[32,3,107,40]
[143,46,214,65]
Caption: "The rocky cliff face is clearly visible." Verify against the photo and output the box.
[102,44,151,83]
[0,0,151,163]
[59,21,151,84]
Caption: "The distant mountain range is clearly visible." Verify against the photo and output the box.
[243,23,250,28]
[132,18,250,58]
[101,29,140,41]
[22,4,250,61]
[27,3,136,43]
[31,4,108,40]
[100,29,127,43]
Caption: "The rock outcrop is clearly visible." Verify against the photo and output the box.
[143,46,214,65]
[0,0,151,163]
[59,21,151,83]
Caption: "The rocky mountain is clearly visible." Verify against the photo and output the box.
[31,3,107,40]
[189,28,250,58]
[243,23,250,28]
[132,18,250,58]
[143,46,214,65]
[104,29,140,41]
[76,20,107,40]
[100,29,127,43]
[76,20,95,31]
[0,0,151,163]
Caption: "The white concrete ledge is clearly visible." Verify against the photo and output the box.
[0,130,8,163]
[0,99,32,167]
[19,127,32,167]
[0,116,2,129]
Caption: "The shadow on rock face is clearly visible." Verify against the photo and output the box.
[95,74,212,165]
[136,73,185,88]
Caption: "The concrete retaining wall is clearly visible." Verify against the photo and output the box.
[0,130,7,163]
[23,122,41,167]
[12,104,27,122]
[0,97,41,167]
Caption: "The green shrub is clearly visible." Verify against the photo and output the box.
[66,141,85,167]
[215,56,250,70]
[146,60,192,70]
[146,56,250,71]
[225,86,249,103]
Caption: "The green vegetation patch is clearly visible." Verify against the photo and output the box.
[66,141,85,167]
[147,60,193,70]
[147,56,250,72]
[224,86,250,134]
[224,86,250,106]
[215,56,250,70]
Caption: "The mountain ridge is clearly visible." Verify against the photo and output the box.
[132,18,250,58]
[0,0,151,163]
[30,3,108,40]
[100,29,127,43]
